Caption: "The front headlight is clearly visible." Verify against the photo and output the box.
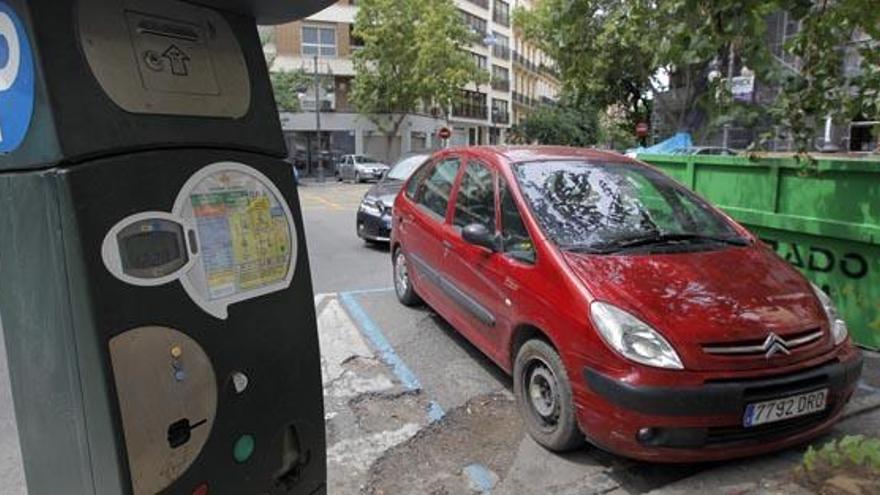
[359,196,381,215]
[811,283,849,346]
[590,302,684,370]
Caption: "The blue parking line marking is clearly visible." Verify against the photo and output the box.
[427,401,446,423]
[343,286,395,296]
[463,464,496,493]
[858,382,880,394]
[338,291,421,391]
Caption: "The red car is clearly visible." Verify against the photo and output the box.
[390,146,862,462]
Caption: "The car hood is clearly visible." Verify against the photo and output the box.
[364,180,403,206]
[563,245,832,371]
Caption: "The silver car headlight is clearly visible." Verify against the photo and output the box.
[811,283,849,346]
[590,302,684,370]
[360,196,381,215]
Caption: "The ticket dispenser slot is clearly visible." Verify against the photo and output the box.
[79,0,251,117]
[109,326,217,495]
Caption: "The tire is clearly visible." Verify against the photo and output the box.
[393,248,421,306]
[354,171,362,183]
[514,339,584,452]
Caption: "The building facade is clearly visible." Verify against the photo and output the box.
[510,0,561,127]
[652,10,877,152]
[266,0,560,171]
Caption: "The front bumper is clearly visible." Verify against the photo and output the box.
[356,210,392,242]
[578,349,863,461]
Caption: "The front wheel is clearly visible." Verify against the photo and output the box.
[354,171,362,183]
[514,339,584,452]
[393,248,421,306]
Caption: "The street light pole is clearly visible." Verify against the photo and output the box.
[722,43,735,149]
[314,54,324,182]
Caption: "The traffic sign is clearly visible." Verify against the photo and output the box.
[0,1,34,153]
[438,127,452,140]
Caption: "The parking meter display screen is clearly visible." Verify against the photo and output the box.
[118,220,188,278]
[189,170,292,300]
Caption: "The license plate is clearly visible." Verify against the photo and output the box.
[743,389,828,427]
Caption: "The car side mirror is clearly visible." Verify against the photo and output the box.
[462,224,498,252]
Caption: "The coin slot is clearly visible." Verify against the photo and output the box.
[272,425,311,491]
[167,417,207,449]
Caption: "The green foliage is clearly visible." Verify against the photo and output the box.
[516,0,880,153]
[351,0,488,136]
[270,70,310,112]
[803,436,880,474]
[510,99,599,146]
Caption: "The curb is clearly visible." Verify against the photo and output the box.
[841,388,880,420]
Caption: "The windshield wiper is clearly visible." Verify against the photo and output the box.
[609,232,750,251]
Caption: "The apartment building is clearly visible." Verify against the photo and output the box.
[510,0,561,127]
[652,10,877,152]
[267,0,560,169]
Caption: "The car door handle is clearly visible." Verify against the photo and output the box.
[442,240,454,249]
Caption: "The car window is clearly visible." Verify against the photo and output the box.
[500,177,536,263]
[387,155,430,181]
[415,157,461,219]
[405,160,434,199]
[453,160,496,231]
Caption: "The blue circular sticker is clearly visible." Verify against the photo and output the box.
[0,1,34,154]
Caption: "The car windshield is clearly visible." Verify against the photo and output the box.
[385,155,429,181]
[512,160,745,252]
[355,155,379,164]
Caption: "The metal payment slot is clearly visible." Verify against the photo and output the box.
[109,326,217,495]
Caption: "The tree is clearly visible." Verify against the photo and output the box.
[509,98,599,146]
[259,26,310,112]
[351,0,488,158]
[271,70,310,112]
[516,0,880,153]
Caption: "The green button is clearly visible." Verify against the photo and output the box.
[233,435,255,463]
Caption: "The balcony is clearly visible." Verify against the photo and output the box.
[452,106,489,120]
[512,92,535,107]
[512,51,539,73]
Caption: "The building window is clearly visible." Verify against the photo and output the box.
[493,0,510,27]
[465,0,489,8]
[349,25,364,49]
[302,25,336,57]
[492,65,510,92]
[491,32,510,60]
[467,51,488,71]
[453,90,488,120]
[459,9,488,41]
[492,98,509,124]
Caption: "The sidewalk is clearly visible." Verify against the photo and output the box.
[647,349,880,495]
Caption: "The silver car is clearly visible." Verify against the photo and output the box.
[336,154,390,183]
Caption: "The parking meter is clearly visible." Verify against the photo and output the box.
[0,1,333,494]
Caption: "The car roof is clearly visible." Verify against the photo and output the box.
[439,145,638,166]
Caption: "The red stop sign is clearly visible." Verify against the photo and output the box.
[636,122,649,137]
[438,127,452,140]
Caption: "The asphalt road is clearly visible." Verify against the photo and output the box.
[299,181,880,495]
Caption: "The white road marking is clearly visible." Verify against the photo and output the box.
[326,423,422,473]
[317,296,375,386]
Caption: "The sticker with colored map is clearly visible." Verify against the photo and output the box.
[190,171,291,300]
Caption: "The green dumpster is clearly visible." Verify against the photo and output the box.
[639,153,880,350]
